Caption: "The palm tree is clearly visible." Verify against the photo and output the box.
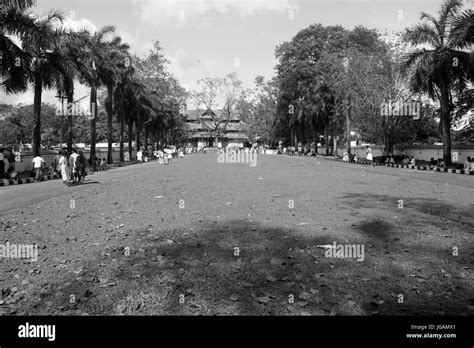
[56,29,88,151]
[77,25,117,168]
[1,0,36,9]
[22,11,65,155]
[0,5,36,92]
[403,0,473,164]
[102,36,129,163]
[120,77,150,161]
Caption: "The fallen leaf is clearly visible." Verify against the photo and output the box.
[299,292,311,300]
[266,275,277,282]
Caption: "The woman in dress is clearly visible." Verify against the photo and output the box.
[58,150,70,185]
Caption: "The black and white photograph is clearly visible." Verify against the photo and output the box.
[0,0,473,345]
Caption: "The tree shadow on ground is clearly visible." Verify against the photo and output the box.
[334,192,473,315]
[338,192,474,230]
[20,212,473,316]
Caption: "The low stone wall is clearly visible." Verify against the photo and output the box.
[316,145,474,164]
[316,146,384,159]
[395,145,474,164]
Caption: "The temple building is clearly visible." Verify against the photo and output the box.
[184,109,249,150]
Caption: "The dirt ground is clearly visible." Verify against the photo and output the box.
[0,153,473,316]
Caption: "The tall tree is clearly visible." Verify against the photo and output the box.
[0,0,36,9]
[101,36,129,163]
[22,10,65,155]
[403,0,473,164]
[78,25,117,167]
[0,5,36,92]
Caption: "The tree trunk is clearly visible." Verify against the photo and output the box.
[119,96,124,162]
[439,83,452,165]
[66,80,74,152]
[136,127,140,153]
[90,83,97,170]
[345,100,351,155]
[324,123,329,155]
[128,115,133,161]
[106,84,114,164]
[32,76,43,156]
[306,126,311,153]
[144,128,149,153]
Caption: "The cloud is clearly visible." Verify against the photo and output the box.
[130,0,299,25]
[62,16,98,33]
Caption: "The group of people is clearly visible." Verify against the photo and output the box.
[91,157,107,168]
[57,149,89,186]
[0,147,20,180]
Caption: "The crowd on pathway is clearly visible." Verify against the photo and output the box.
[32,149,90,186]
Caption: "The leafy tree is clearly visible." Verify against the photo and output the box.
[403,0,474,164]
[22,10,66,155]
[235,75,277,145]
[0,5,36,92]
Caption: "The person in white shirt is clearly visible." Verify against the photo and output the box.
[137,149,143,162]
[366,146,374,167]
[58,150,70,184]
[32,153,45,183]
[70,149,79,183]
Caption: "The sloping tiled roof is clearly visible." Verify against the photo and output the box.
[224,123,242,131]
[186,123,201,131]
[189,132,212,139]
[225,133,249,139]
[185,109,242,121]
[185,110,203,121]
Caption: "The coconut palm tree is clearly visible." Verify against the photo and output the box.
[22,10,65,155]
[56,29,89,151]
[101,36,129,163]
[403,0,473,164]
[77,25,117,167]
[0,5,37,92]
[118,76,150,161]
[1,0,36,9]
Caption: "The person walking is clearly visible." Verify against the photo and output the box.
[75,150,87,184]
[366,146,374,167]
[32,153,45,183]
[69,149,79,184]
[137,149,143,162]
[58,150,70,185]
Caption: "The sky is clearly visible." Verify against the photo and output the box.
[1,0,470,109]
